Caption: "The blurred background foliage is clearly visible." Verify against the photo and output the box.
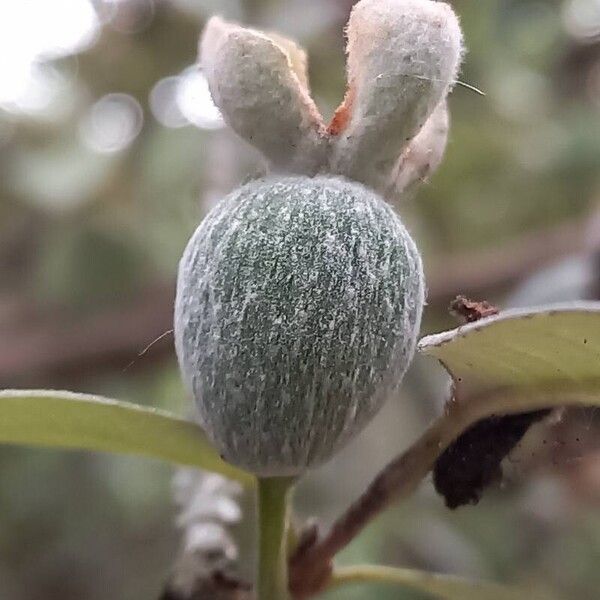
[1,0,600,598]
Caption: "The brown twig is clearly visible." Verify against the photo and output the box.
[289,376,600,597]
[289,365,597,597]
[289,412,468,598]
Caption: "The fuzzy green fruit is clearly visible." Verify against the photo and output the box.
[174,176,424,476]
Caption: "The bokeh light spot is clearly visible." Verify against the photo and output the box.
[79,93,144,154]
[563,0,600,41]
[149,67,224,130]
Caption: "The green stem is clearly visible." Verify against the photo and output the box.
[257,477,294,600]
[327,565,526,600]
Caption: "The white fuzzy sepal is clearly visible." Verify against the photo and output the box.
[329,0,463,191]
[200,16,328,175]
[386,100,450,202]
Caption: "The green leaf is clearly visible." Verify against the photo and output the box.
[0,390,253,485]
[419,302,600,388]
[418,302,600,416]
[328,565,552,600]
